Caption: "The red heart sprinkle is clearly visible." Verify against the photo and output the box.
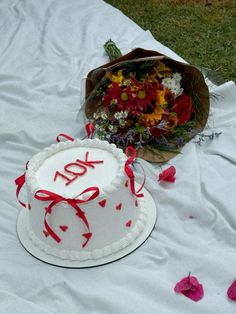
[82,232,92,241]
[126,220,132,227]
[59,225,68,232]
[116,203,122,210]
[43,230,49,237]
[99,199,107,208]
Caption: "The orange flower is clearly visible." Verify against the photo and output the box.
[166,115,178,129]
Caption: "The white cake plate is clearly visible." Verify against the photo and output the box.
[17,186,157,268]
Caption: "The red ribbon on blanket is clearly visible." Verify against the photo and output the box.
[124,146,144,198]
[34,186,100,247]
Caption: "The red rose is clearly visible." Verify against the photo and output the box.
[173,94,193,124]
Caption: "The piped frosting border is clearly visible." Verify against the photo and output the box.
[27,200,148,261]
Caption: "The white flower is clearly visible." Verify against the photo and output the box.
[108,125,114,131]
[93,112,100,119]
[114,112,122,120]
[101,112,108,120]
[123,79,131,86]
[114,110,128,120]
[162,73,183,98]
[119,119,126,127]
[122,110,128,118]
[110,99,118,106]
[108,124,118,133]
[173,72,182,82]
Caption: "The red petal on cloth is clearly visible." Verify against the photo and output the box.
[174,275,204,302]
[227,280,236,301]
[116,203,122,210]
[59,225,68,232]
[158,166,176,183]
[99,199,107,208]
[135,200,138,207]
[125,180,129,187]
[126,220,132,227]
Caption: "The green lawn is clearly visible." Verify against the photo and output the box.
[105,0,236,83]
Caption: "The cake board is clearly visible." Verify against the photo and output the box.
[17,185,157,268]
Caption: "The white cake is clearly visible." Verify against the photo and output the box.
[25,139,148,261]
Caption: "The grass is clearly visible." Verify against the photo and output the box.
[105,0,236,83]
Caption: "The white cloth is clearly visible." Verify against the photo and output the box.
[0,0,236,313]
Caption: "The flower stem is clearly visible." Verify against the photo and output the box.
[104,40,122,62]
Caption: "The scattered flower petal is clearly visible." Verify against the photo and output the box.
[227,280,236,301]
[158,166,176,183]
[174,274,204,302]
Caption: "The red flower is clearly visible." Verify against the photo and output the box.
[227,280,236,301]
[149,127,166,139]
[102,83,143,116]
[135,82,157,111]
[173,93,193,124]
[174,274,204,302]
[158,166,176,183]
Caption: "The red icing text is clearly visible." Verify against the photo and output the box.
[54,151,103,186]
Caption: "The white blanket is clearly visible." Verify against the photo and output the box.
[1,0,236,313]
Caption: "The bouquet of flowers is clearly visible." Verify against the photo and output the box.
[84,41,209,162]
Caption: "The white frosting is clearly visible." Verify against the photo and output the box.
[35,147,119,197]
[25,138,147,261]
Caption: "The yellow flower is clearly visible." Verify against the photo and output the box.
[147,61,172,82]
[156,89,167,106]
[108,69,124,86]
[141,106,164,126]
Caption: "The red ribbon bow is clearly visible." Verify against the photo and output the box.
[34,186,99,247]
[56,133,75,143]
[85,123,95,139]
[124,146,144,198]
[56,123,94,143]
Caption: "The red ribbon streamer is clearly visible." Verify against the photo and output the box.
[15,173,26,208]
[124,146,144,198]
[15,161,29,208]
[34,186,100,247]
[86,123,95,138]
[56,133,75,142]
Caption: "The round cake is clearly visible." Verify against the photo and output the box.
[23,138,149,262]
